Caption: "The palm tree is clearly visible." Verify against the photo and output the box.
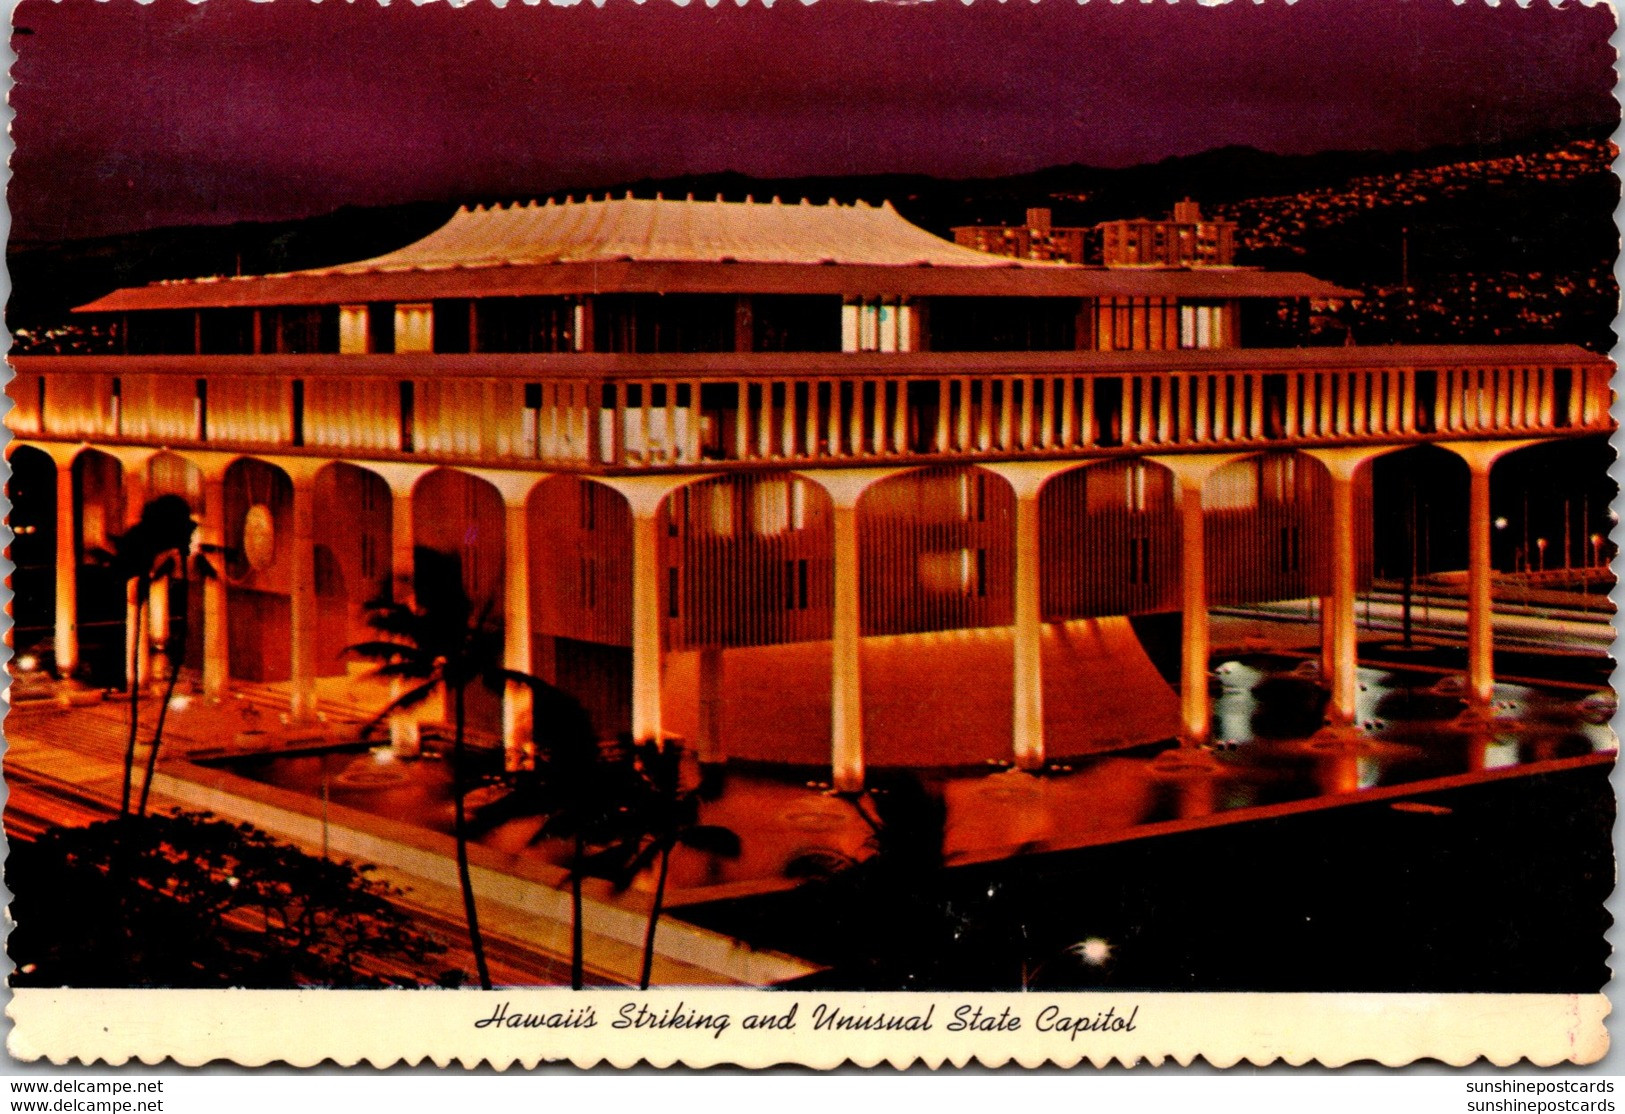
[136,518,219,818]
[604,741,739,990]
[89,495,198,817]
[347,551,522,992]
[487,691,641,990]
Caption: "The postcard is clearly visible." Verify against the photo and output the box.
[3,0,1616,1068]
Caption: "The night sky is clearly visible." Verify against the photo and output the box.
[9,0,1618,243]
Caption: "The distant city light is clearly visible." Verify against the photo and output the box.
[14,654,38,673]
[1494,516,1508,530]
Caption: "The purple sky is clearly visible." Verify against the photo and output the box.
[9,0,1618,242]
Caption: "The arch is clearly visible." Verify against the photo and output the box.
[70,448,124,558]
[6,445,58,658]
[1040,456,1181,621]
[147,450,204,511]
[217,457,297,684]
[654,471,836,770]
[660,471,834,651]
[1484,435,1614,577]
[857,463,1015,637]
[413,467,507,615]
[1205,449,1337,606]
[1369,444,1470,580]
[414,466,508,736]
[67,449,132,686]
[311,461,394,671]
[525,473,633,741]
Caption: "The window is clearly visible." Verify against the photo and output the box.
[1280,525,1301,573]
[368,304,395,354]
[194,379,208,441]
[841,300,913,353]
[291,379,305,447]
[522,382,543,458]
[398,381,415,452]
[785,558,810,610]
[1125,462,1149,513]
[1413,370,1438,433]
[1128,536,1152,585]
[339,305,370,354]
[395,303,434,354]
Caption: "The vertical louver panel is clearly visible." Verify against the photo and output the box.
[661,473,833,650]
[528,475,632,647]
[1205,452,1332,606]
[1040,460,1181,620]
[858,465,1014,636]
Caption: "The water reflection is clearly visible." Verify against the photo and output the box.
[201,655,1617,894]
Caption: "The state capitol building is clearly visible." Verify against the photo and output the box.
[8,195,1611,791]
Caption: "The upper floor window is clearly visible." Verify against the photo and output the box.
[842,300,914,353]
[194,379,208,441]
[394,304,434,354]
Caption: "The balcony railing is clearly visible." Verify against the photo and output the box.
[9,348,1612,471]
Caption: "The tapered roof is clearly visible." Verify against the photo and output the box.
[75,196,1360,312]
[320,195,1041,272]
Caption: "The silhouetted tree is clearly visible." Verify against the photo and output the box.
[87,495,201,816]
[480,687,642,989]
[348,552,529,991]
[599,741,739,989]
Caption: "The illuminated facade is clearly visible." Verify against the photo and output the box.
[8,196,1612,791]
[1099,199,1238,268]
[952,208,1089,264]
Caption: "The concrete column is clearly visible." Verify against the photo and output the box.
[53,460,78,678]
[1324,472,1358,723]
[123,466,150,689]
[1436,442,1530,705]
[1303,447,1398,726]
[983,461,1080,772]
[1148,453,1247,748]
[287,477,317,720]
[589,473,714,748]
[795,467,905,794]
[1466,461,1494,705]
[200,473,229,697]
[628,507,664,743]
[502,499,535,770]
[1011,491,1044,770]
[353,464,432,753]
[148,575,170,681]
[460,468,552,765]
[1176,478,1210,745]
[389,486,419,755]
[830,501,862,790]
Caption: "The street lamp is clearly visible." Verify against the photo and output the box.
[1536,537,1548,573]
[1590,534,1604,568]
[1494,517,1509,573]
